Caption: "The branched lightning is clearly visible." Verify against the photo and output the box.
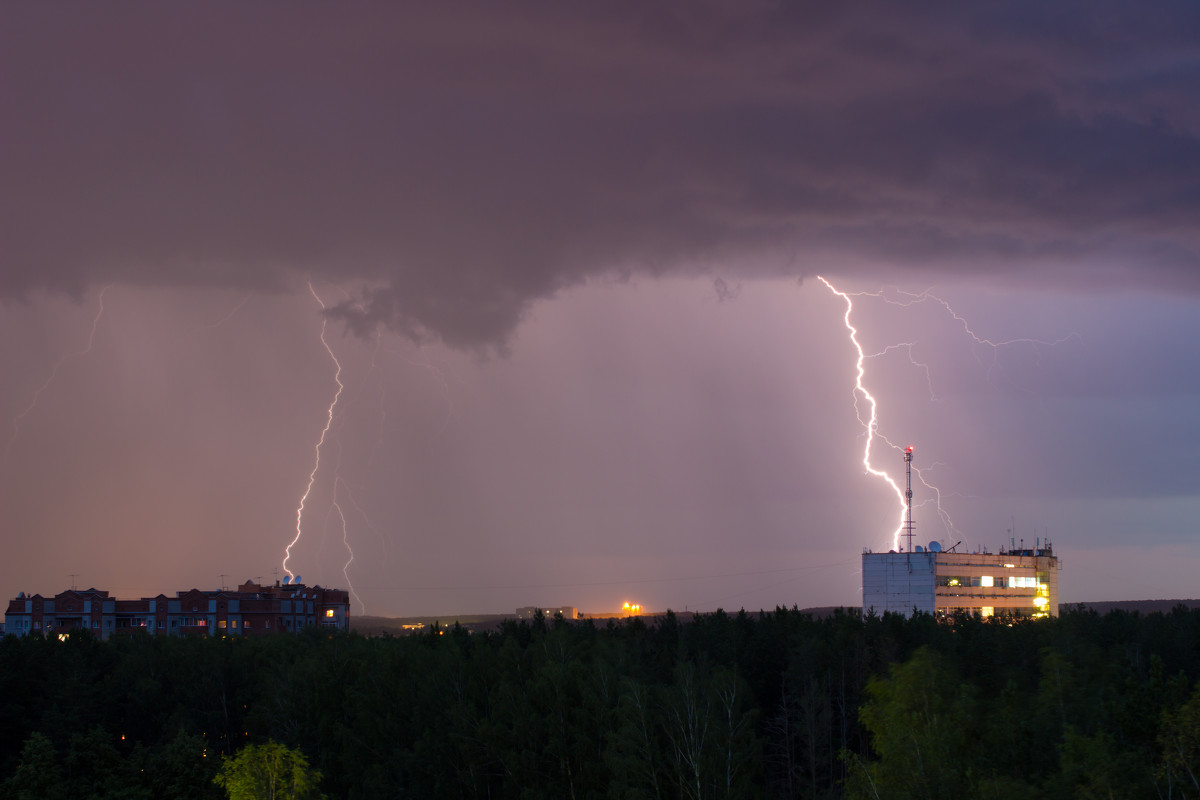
[199,293,252,329]
[866,342,937,402]
[818,276,909,549]
[324,489,364,614]
[6,285,112,456]
[819,277,1075,549]
[319,405,369,611]
[844,284,1079,379]
[282,283,345,579]
[872,429,962,540]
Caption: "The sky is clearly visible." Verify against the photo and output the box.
[2,3,1198,616]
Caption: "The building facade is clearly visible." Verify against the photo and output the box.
[862,543,1059,619]
[3,580,349,640]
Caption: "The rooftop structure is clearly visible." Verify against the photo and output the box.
[3,579,349,639]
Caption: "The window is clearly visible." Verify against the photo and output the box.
[980,576,994,587]
[325,609,335,618]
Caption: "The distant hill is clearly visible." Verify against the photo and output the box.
[1067,599,1200,615]
[352,600,1200,634]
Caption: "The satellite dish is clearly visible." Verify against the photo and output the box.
[282,576,291,585]
[294,575,302,585]
[929,541,943,553]
[915,545,924,552]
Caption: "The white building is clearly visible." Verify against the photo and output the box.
[862,542,1059,619]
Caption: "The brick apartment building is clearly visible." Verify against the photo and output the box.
[3,579,349,639]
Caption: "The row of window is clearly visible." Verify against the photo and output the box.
[939,575,1044,589]
[9,614,337,633]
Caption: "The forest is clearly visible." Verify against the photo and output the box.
[1,605,1199,799]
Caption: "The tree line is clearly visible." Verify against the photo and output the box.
[1,605,1198,799]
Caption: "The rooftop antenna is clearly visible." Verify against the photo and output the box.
[218,574,228,592]
[68,573,78,591]
[903,446,915,553]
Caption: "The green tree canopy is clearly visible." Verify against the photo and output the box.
[214,741,324,800]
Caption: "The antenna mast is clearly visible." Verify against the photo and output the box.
[903,446,915,552]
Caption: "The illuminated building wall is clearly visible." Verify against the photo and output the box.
[3,580,350,639]
[863,544,1059,619]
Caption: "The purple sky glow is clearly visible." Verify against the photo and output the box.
[3,4,1198,615]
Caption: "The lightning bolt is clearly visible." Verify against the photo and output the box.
[282,283,344,579]
[199,293,252,329]
[316,403,369,611]
[872,429,962,541]
[819,277,1075,549]
[866,342,937,402]
[6,285,112,456]
[818,276,909,550]
[328,478,367,612]
[846,284,1079,380]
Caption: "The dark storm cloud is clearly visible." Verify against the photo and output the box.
[3,2,1198,346]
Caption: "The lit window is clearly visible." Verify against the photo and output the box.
[980,576,994,587]
[325,609,334,618]
[981,607,994,617]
